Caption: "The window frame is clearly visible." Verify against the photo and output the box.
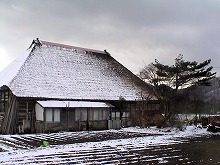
[45,108,61,123]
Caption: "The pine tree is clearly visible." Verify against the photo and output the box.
[153,54,216,91]
[139,54,216,128]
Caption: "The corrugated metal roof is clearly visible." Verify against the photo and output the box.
[0,39,155,101]
[37,100,114,108]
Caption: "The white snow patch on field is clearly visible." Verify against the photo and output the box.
[0,126,219,164]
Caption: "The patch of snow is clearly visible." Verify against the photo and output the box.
[0,46,34,87]
[3,42,151,101]
[0,126,219,164]
[37,100,114,108]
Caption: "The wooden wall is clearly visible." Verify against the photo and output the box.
[35,107,111,133]
[0,88,17,134]
[0,94,161,134]
[17,99,35,128]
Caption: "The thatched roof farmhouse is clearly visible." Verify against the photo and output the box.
[0,39,159,134]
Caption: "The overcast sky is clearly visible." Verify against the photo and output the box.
[0,0,220,76]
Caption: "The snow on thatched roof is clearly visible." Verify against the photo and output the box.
[0,39,154,101]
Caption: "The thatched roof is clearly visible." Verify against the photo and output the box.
[0,39,154,101]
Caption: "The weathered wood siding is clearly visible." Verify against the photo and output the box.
[0,87,18,134]
[1,97,160,134]
[0,89,9,133]
[17,99,35,133]
[35,107,111,133]
[0,89,9,114]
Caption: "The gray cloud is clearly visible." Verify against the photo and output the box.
[0,0,220,75]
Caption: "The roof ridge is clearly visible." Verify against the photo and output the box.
[41,40,107,54]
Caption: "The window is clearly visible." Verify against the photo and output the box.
[86,108,109,121]
[147,103,160,111]
[122,112,130,118]
[75,108,87,121]
[45,108,60,122]
[46,109,53,122]
[54,108,60,122]
[0,91,9,113]
[111,112,120,120]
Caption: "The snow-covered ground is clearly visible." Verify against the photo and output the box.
[0,126,219,164]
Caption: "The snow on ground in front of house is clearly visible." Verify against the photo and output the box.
[0,125,219,164]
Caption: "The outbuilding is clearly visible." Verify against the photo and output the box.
[35,100,115,133]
